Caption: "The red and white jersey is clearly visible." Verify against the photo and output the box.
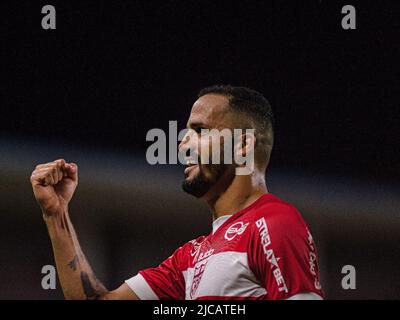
[126,193,324,300]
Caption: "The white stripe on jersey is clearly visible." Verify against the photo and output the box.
[182,251,266,299]
[125,273,159,300]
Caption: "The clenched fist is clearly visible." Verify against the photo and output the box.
[30,159,78,216]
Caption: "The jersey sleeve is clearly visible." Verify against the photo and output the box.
[125,245,186,300]
[248,205,324,300]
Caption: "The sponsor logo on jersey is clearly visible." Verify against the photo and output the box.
[224,222,250,241]
[307,230,322,290]
[190,260,208,299]
[256,217,288,293]
[197,249,214,263]
[189,239,202,261]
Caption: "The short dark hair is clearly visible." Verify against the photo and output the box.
[198,84,274,168]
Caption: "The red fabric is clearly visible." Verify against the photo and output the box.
[136,194,324,300]
[248,202,323,299]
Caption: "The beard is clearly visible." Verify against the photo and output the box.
[181,163,227,198]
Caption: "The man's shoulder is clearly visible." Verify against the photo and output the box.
[245,193,298,217]
[177,235,207,254]
[244,194,306,229]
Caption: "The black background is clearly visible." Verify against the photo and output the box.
[2,0,399,181]
[1,0,400,300]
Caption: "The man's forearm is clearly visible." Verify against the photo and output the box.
[44,209,108,300]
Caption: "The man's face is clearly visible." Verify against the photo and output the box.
[179,94,235,198]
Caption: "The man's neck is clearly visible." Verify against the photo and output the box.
[206,170,268,221]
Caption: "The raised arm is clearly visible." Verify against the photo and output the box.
[30,159,138,300]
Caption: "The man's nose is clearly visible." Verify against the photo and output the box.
[178,135,188,151]
[178,129,200,160]
[178,129,192,151]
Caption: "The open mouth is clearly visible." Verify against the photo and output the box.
[184,160,198,176]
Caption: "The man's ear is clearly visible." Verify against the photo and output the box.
[234,130,256,158]
[233,129,256,175]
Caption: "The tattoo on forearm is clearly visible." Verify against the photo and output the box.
[80,271,100,300]
[68,255,79,271]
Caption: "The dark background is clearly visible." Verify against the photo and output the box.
[1,0,399,299]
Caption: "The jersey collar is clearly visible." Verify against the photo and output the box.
[212,215,232,234]
[210,193,277,235]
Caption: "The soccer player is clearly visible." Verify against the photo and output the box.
[30,85,323,300]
